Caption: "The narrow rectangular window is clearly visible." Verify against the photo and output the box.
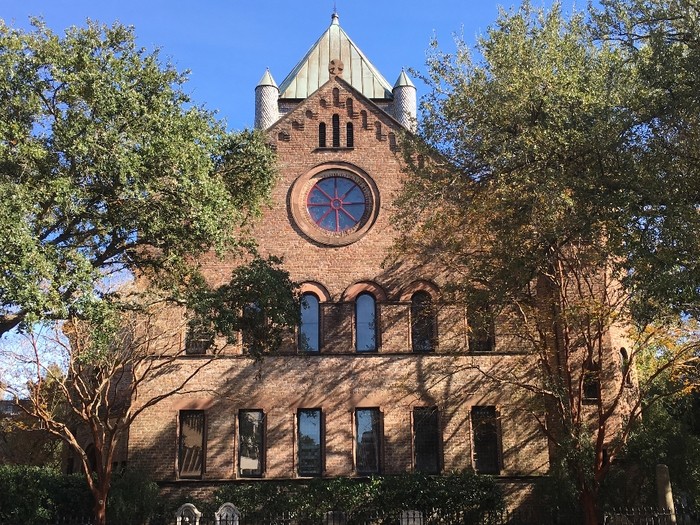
[413,407,440,473]
[471,406,500,474]
[468,299,495,352]
[298,408,322,476]
[355,408,381,474]
[332,114,340,147]
[238,410,265,477]
[179,410,205,478]
[583,370,601,402]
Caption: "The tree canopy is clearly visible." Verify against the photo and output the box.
[397,0,699,322]
[395,1,700,522]
[0,19,279,336]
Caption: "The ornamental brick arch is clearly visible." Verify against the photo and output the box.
[399,280,440,302]
[299,281,332,302]
[340,281,388,303]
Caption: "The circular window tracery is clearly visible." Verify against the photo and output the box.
[289,164,379,247]
[307,176,366,232]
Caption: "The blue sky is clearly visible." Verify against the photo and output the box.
[1,1,582,130]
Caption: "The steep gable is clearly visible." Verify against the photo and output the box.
[278,13,392,101]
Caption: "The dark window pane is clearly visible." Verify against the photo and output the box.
[346,122,354,147]
[413,407,440,473]
[356,408,380,473]
[468,300,494,352]
[356,294,376,352]
[298,409,322,476]
[179,411,205,478]
[332,114,340,147]
[472,406,499,474]
[238,410,264,476]
[242,303,266,353]
[411,292,435,353]
[300,294,320,352]
[583,371,601,401]
[319,122,326,147]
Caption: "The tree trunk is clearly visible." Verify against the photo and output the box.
[93,489,107,525]
[580,488,599,525]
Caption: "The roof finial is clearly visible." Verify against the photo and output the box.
[331,3,339,25]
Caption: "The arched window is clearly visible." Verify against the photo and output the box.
[355,293,377,352]
[361,110,368,129]
[411,291,435,352]
[318,122,327,148]
[346,122,354,148]
[299,293,320,353]
[332,114,340,147]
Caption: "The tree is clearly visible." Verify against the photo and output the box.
[0,18,278,337]
[1,254,298,525]
[395,2,699,523]
[0,19,299,525]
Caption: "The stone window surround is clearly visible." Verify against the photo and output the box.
[289,162,380,247]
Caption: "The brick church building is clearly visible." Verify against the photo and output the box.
[127,12,628,508]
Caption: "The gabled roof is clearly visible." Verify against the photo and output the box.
[278,13,393,100]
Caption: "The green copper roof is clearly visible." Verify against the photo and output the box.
[278,13,393,100]
[393,69,415,88]
[257,69,278,88]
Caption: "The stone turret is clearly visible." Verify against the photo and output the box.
[392,69,417,132]
[254,69,279,130]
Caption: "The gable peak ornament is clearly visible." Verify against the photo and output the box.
[329,59,344,77]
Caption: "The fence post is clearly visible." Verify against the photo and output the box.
[656,464,677,525]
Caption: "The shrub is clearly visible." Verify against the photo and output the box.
[107,469,161,525]
[0,465,91,524]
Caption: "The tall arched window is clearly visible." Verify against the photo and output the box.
[355,293,377,352]
[318,122,327,148]
[411,291,435,352]
[332,114,340,147]
[299,293,320,353]
[346,122,354,148]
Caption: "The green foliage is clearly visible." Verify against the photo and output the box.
[0,19,278,336]
[398,0,699,320]
[188,255,300,357]
[0,465,91,524]
[207,472,503,520]
[107,469,160,525]
[603,385,700,508]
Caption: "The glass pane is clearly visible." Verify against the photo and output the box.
[298,409,322,475]
[306,177,366,232]
[472,406,499,474]
[238,410,264,476]
[356,294,376,352]
[179,411,204,478]
[356,408,380,473]
[411,292,434,353]
[413,407,440,473]
[300,294,320,352]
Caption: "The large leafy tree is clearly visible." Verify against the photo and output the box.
[396,2,699,523]
[0,19,278,336]
[0,19,299,525]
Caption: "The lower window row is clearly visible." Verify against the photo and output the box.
[178,406,501,479]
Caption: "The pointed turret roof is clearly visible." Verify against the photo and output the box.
[257,69,278,88]
[393,69,415,89]
[278,12,393,100]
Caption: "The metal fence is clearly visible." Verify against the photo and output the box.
[171,506,576,525]
[604,505,699,525]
